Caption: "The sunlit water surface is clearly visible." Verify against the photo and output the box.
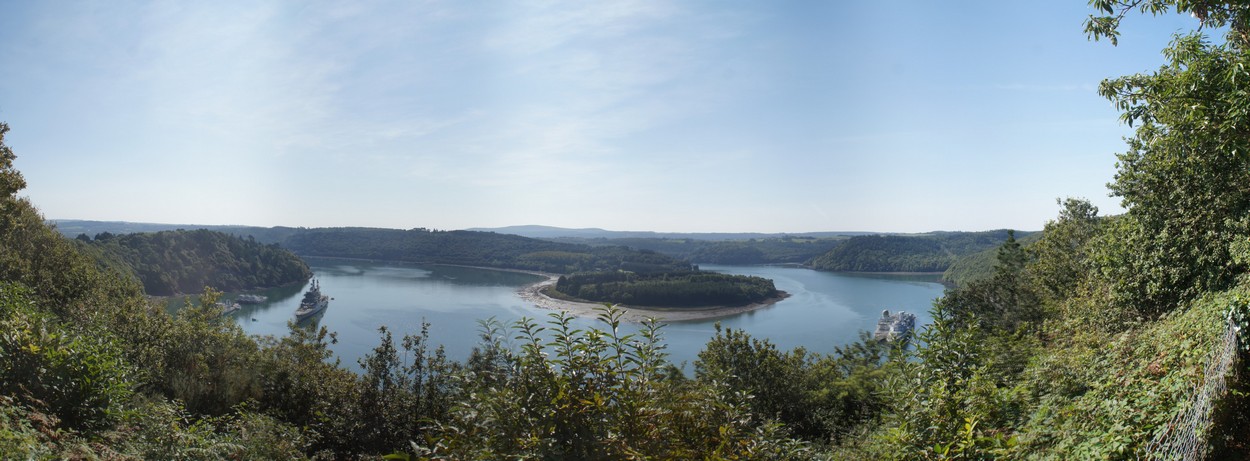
[221,258,946,371]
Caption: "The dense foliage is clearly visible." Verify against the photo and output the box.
[1090,14,1250,317]
[553,271,780,307]
[809,230,1025,273]
[76,229,312,296]
[942,231,1045,286]
[837,4,1250,458]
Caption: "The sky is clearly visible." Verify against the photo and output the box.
[0,1,1204,233]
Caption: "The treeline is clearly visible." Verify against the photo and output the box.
[56,224,698,275]
[55,224,851,268]
[690,237,844,264]
[553,271,779,307]
[941,231,1045,286]
[548,235,847,265]
[75,229,311,296]
[808,230,1025,272]
[57,221,1026,272]
[282,227,692,274]
[53,219,302,246]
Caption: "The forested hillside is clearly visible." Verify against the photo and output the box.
[54,222,699,275]
[942,230,1046,286]
[808,230,1024,272]
[57,223,848,268]
[283,227,693,273]
[75,229,311,296]
[690,237,845,264]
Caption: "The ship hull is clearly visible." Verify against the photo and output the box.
[294,299,328,321]
[294,279,329,321]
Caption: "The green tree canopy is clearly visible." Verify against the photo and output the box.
[0,123,25,199]
[1085,0,1250,315]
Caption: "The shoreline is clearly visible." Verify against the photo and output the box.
[516,275,791,323]
[301,256,796,322]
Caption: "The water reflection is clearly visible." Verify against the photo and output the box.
[186,258,946,372]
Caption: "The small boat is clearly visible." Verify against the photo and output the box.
[236,294,268,304]
[294,279,329,321]
[216,302,242,316]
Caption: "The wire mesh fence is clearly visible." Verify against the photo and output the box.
[1142,313,1240,461]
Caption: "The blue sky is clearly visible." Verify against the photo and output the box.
[0,1,1200,233]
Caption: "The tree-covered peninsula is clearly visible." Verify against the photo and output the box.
[552,270,780,308]
[75,229,312,296]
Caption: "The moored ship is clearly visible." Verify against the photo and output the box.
[216,301,242,316]
[294,279,329,321]
[873,309,916,342]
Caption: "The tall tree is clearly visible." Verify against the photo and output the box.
[0,123,24,199]
[1086,1,1250,315]
[1029,198,1101,301]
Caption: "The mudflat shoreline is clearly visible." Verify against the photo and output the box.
[516,275,791,323]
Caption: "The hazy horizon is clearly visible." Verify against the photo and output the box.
[2,2,1198,233]
[50,218,1036,237]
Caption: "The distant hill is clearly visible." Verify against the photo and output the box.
[941,231,1044,286]
[808,230,1031,273]
[282,227,693,274]
[52,219,298,245]
[467,225,872,241]
[51,220,695,275]
[53,221,871,243]
[53,220,1038,274]
[542,236,848,265]
[54,219,206,236]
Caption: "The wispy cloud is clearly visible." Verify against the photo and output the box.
[1,1,1139,232]
[994,82,1097,92]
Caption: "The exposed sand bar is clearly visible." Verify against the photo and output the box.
[516,275,791,323]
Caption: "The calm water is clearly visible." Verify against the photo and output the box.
[224,258,946,371]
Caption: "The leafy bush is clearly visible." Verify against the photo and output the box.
[410,307,821,460]
[0,283,135,433]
